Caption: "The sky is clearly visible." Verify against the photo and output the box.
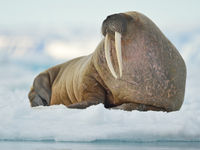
[0,0,199,31]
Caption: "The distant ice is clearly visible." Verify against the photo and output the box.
[0,28,200,142]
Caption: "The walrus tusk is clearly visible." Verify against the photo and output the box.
[115,31,123,78]
[105,34,118,79]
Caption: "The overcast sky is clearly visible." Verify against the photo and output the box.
[0,0,199,31]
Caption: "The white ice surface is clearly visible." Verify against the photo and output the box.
[0,29,200,142]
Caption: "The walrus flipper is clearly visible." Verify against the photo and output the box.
[28,72,51,107]
[111,102,166,112]
[67,99,102,109]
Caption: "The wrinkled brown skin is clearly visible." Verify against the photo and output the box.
[28,11,186,112]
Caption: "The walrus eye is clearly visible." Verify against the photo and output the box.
[105,32,123,79]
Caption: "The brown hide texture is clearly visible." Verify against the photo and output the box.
[28,11,186,112]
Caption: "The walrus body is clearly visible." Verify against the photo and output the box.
[28,11,186,112]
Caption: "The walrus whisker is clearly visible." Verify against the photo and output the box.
[115,31,123,78]
[105,34,118,79]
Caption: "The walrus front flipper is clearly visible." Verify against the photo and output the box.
[67,99,102,109]
[111,102,166,112]
[28,72,51,107]
[29,92,48,106]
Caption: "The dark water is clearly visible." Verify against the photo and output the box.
[0,141,200,150]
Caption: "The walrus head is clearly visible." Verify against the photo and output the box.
[93,11,186,111]
[101,13,132,78]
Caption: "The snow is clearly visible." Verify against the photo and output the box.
[0,28,200,142]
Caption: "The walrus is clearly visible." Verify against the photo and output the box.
[28,11,186,112]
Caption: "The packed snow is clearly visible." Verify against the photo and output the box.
[0,28,200,142]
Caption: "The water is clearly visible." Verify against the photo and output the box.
[0,141,200,150]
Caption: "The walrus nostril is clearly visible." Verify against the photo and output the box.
[102,14,128,36]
